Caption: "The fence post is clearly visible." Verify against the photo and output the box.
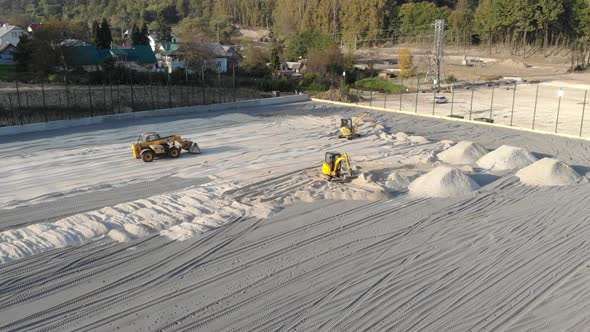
[432,88,436,115]
[415,77,420,113]
[217,69,221,104]
[110,73,114,113]
[167,73,172,108]
[555,88,563,133]
[130,72,135,111]
[450,85,455,116]
[41,80,48,122]
[510,82,517,126]
[233,64,237,102]
[201,65,206,105]
[15,80,21,110]
[8,94,15,125]
[580,90,588,137]
[65,73,70,114]
[384,92,387,109]
[532,85,539,130]
[469,81,475,120]
[399,77,403,111]
[370,91,373,106]
[489,85,495,120]
[149,71,154,109]
[87,75,93,117]
[103,79,107,112]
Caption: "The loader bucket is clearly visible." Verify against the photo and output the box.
[186,141,201,154]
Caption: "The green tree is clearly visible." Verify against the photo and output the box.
[131,23,141,46]
[448,0,473,46]
[270,45,280,70]
[536,0,564,48]
[90,21,100,47]
[139,23,150,45]
[155,11,173,43]
[398,2,450,36]
[285,30,335,61]
[97,19,113,49]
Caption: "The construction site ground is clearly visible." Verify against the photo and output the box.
[2,100,590,331]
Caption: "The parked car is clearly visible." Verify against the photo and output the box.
[432,96,448,104]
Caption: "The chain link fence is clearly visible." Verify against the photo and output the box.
[347,80,590,138]
[0,69,294,127]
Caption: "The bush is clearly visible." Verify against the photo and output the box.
[47,73,60,83]
[236,63,272,78]
[446,74,458,83]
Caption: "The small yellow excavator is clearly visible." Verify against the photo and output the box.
[338,112,372,140]
[321,152,358,182]
[131,132,201,162]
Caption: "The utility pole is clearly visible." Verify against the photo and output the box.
[425,19,446,90]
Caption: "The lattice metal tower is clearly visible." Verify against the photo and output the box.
[425,19,446,89]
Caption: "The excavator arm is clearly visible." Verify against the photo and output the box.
[353,112,372,131]
[334,153,354,177]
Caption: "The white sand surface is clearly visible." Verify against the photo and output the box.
[2,101,590,331]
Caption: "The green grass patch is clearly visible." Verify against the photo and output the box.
[0,65,17,81]
[354,77,403,93]
[301,83,330,93]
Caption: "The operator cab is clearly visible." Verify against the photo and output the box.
[138,132,161,143]
[341,119,353,130]
[325,152,342,169]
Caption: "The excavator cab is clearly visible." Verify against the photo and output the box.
[341,119,353,131]
[338,112,371,140]
[321,152,357,182]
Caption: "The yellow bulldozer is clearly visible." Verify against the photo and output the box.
[338,112,372,140]
[321,152,358,182]
[131,132,201,162]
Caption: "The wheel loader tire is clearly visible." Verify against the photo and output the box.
[142,150,155,162]
[169,147,181,158]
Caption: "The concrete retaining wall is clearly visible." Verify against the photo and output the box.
[0,94,310,137]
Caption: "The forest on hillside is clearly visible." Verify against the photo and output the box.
[2,0,589,46]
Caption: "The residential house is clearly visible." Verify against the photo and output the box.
[156,41,242,74]
[0,43,17,65]
[278,61,305,77]
[157,41,184,73]
[0,24,25,47]
[62,45,157,71]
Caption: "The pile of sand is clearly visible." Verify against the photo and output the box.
[500,59,531,69]
[385,171,421,192]
[408,166,480,198]
[516,158,583,186]
[438,141,488,165]
[476,145,538,172]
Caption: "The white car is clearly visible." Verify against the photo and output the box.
[432,96,448,104]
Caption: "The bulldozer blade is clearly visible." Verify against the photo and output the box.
[187,142,201,154]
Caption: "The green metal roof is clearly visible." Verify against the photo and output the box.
[62,45,157,66]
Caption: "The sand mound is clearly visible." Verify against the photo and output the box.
[408,166,480,198]
[516,158,583,186]
[476,145,538,172]
[385,171,421,192]
[500,59,531,69]
[438,141,488,165]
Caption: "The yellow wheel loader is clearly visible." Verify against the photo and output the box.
[321,152,358,182]
[338,112,372,140]
[131,132,201,162]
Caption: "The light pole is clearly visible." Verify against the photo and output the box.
[555,88,564,133]
[432,79,437,115]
